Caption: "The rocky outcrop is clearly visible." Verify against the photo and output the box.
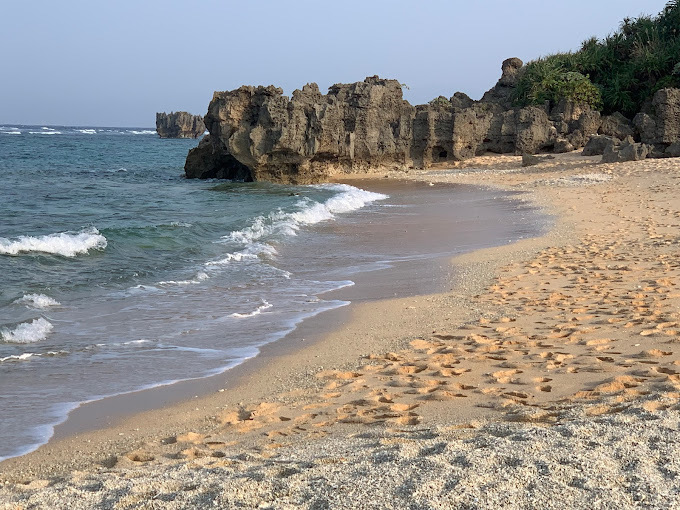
[633,112,657,144]
[156,112,206,139]
[582,135,618,156]
[184,62,680,182]
[188,78,416,183]
[599,112,634,139]
[653,88,680,144]
[666,141,680,157]
[628,88,680,157]
[480,57,524,108]
[184,135,251,179]
[602,138,650,163]
[185,58,572,183]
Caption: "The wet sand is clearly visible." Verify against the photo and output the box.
[0,179,541,469]
[2,152,680,508]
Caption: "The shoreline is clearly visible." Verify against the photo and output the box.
[0,178,543,475]
[3,151,680,508]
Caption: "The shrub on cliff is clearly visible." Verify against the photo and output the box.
[429,96,452,108]
[513,0,680,116]
[512,61,602,110]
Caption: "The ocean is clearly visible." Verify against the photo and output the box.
[0,124,545,462]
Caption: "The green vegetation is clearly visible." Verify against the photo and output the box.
[429,96,452,108]
[512,1,680,116]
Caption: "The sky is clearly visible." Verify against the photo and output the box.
[0,0,671,127]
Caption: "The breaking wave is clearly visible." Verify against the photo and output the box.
[1,318,53,344]
[0,228,107,257]
[14,294,61,309]
[224,184,387,246]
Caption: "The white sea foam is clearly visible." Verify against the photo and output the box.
[205,244,273,266]
[127,130,156,135]
[121,284,161,296]
[0,350,66,363]
[0,352,36,362]
[0,318,53,344]
[0,228,107,257]
[95,339,152,348]
[158,271,209,286]
[14,294,61,309]
[224,184,387,246]
[29,131,61,135]
[124,339,151,346]
[230,300,273,318]
[2,131,21,135]
[77,129,97,135]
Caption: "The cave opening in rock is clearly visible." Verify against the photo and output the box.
[216,155,253,181]
[432,146,448,162]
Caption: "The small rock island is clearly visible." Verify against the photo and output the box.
[156,112,206,139]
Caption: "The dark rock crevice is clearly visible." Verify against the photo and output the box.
[184,136,253,180]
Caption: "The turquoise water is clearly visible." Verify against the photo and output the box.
[0,125,544,462]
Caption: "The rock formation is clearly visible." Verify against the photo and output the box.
[156,112,206,139]
[184,60,680,182]
[602,137,650,163]
[585,88,680,162]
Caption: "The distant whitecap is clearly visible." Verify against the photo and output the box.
[127,130,156,135]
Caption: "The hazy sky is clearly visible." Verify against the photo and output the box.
[0,0,670,127]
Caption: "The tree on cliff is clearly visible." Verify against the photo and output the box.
[512,0,680,116]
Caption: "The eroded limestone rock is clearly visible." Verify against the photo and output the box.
[156,112,206,139]
[653,88,680,144]
[183,61,680,182]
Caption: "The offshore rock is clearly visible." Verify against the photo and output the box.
[156,112,206,139]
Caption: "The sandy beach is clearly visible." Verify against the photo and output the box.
[2,151,680,508]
